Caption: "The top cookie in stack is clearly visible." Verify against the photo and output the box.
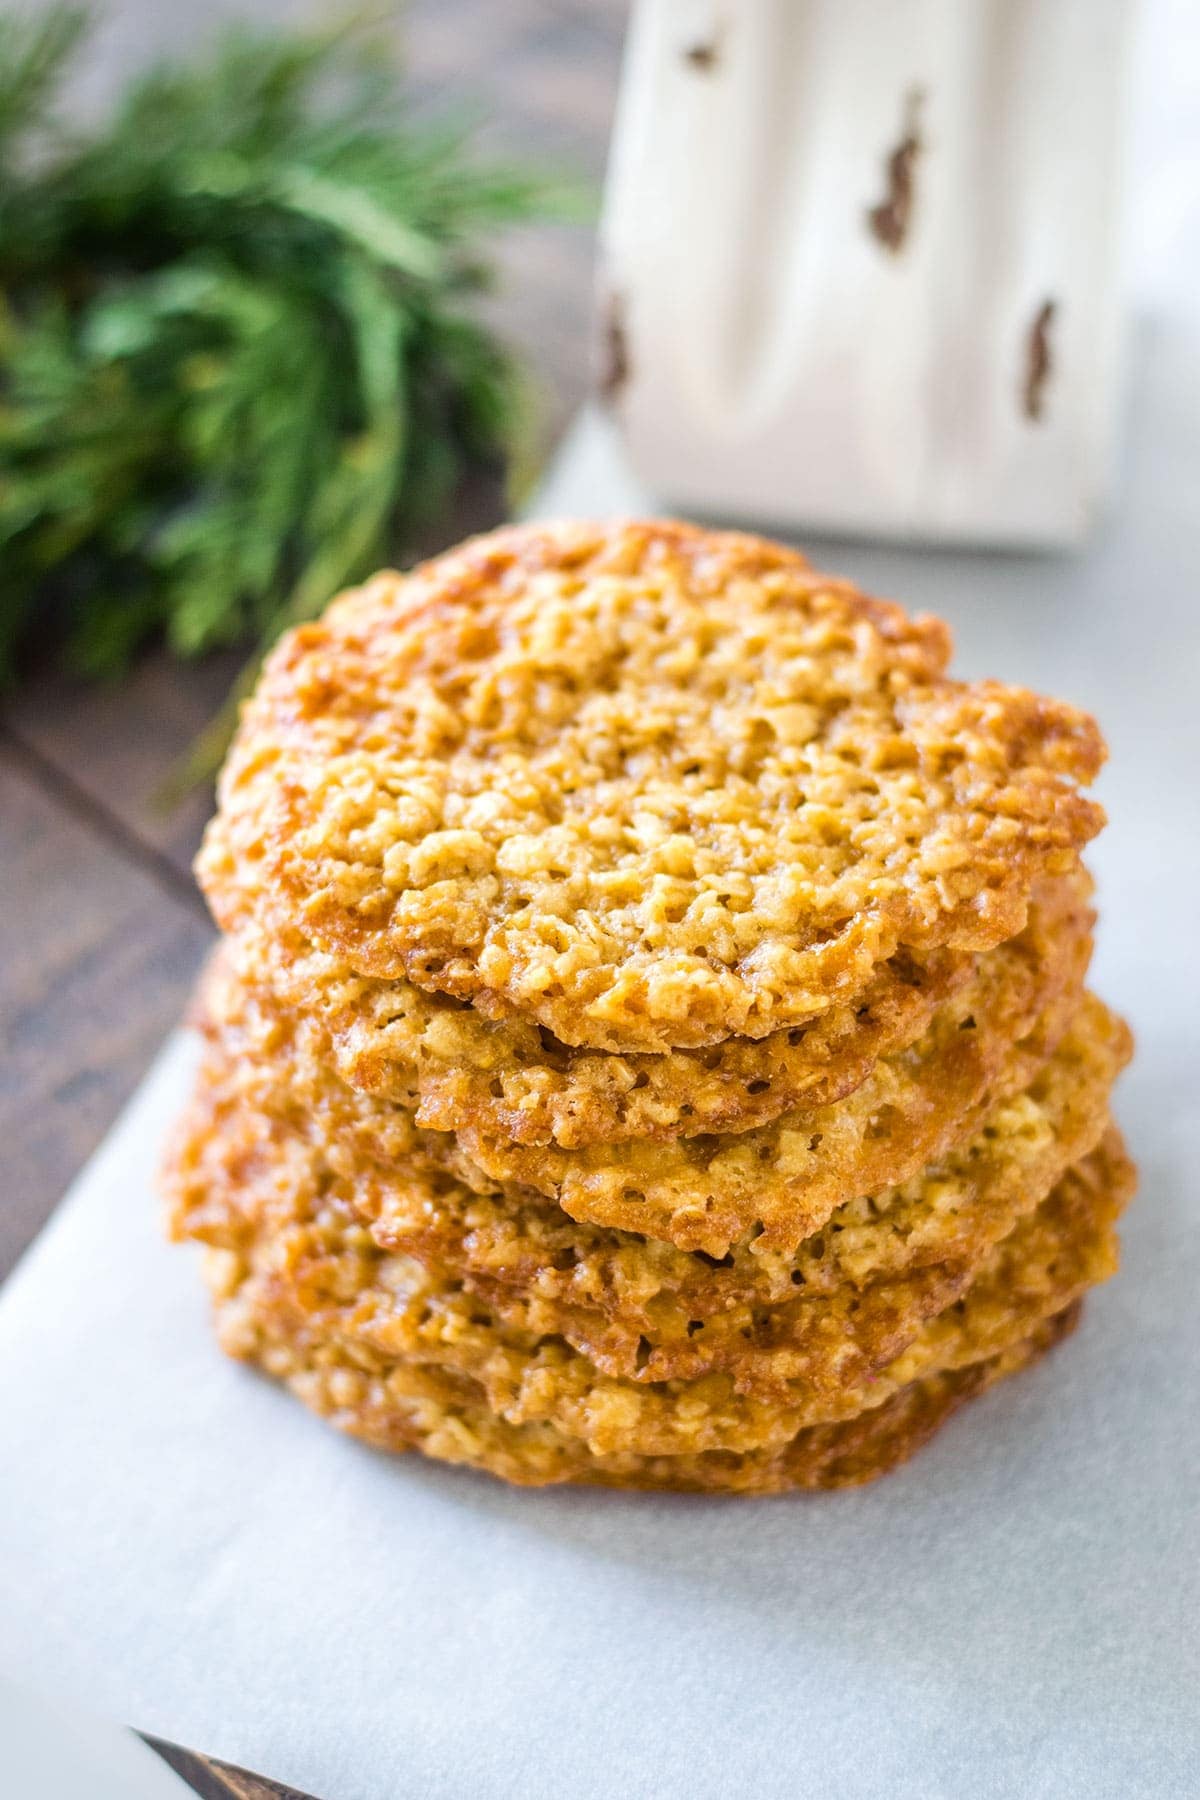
[175,520,1132,1492]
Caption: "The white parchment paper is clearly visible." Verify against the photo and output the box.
[1,311,1198,1799]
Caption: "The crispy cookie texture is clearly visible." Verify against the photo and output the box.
[452,1129,1132,1399]
[211,868,1090,1149]
[211,1244,1080,1492]
[206,1226,1082,1490]
[437,890,1096,1254]
[167,973,1131,1366]
[198,520,1106,1053]
[222,909,970,1147]
[180,1128,1127,1458]
[186,882,1097,1260]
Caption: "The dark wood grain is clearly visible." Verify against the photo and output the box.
[3,648,244,880]
[0,744,214,1277]
[1,8,622,1795]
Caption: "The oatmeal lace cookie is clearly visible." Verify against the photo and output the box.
[190,1137,1126,1458]
[436,910,1095,1254]
[197,520,1105,1053]
[213,868,1090,1149]
[185,890,1096,1261]
[209,1264,1081,1493]
[166,972,1130,1410]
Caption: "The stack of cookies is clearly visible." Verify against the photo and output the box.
[164,521,1135,1493]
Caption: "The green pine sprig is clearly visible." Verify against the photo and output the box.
[0,7,572,751]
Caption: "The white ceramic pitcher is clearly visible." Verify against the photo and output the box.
[600,0,1135,546]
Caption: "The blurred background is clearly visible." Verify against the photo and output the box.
[0,0,1195,1284]
[0,0,623,1280]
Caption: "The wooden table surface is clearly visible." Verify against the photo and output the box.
[0,4,625,1792]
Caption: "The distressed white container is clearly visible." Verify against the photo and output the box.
[600,0,1135,546]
